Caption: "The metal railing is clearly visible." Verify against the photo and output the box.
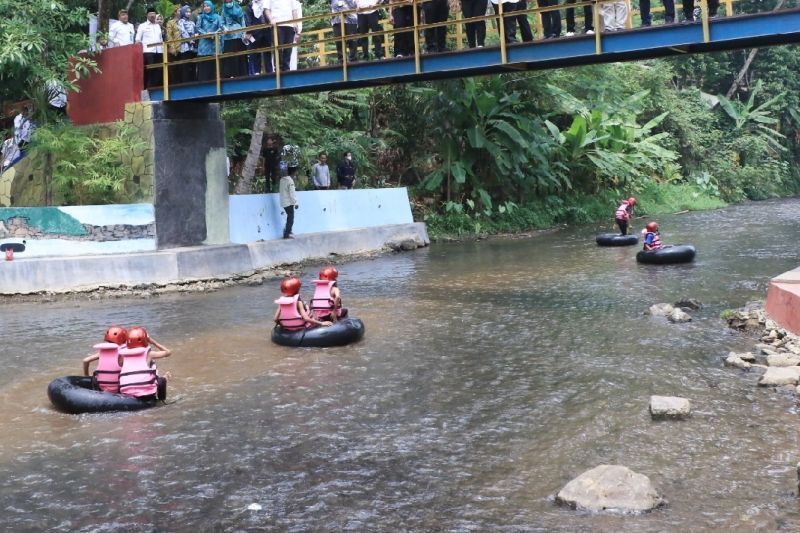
[146,0,742,99]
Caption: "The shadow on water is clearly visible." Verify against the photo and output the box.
[1,199,800,530]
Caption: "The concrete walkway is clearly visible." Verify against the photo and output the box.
[0,223,428,294]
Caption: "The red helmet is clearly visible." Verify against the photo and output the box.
[627,197,636,206]
[319,267,339,281]
[127,326,150,349]
[280,277,301,296]
[104,326,128,345]
[646,221,659,232]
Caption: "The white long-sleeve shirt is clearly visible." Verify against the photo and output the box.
[109,20,135,47]
[311,163,330,188]
[135,21,163,54]
[266,0,299,26]
[279,176,298,207]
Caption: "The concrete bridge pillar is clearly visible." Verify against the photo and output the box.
[150,102,229,249]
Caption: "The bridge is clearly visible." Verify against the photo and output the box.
[148,1,800,102]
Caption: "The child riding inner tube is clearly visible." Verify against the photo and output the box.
[271,317,365,348]
[47,375,166,414]
[636,245,696,265]
[596,233,639,246]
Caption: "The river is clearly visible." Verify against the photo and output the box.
[1,198,799,531]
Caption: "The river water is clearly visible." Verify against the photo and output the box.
[1,199,800,531]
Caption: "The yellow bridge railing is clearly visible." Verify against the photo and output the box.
[148,0,741,99]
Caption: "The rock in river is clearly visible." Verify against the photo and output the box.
[668,308,692,323]
[648,303,674,317]
[556,465,666,513]
[758,367,800,387]
[649,395,691,419]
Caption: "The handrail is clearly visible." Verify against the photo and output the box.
[145,0,744,99]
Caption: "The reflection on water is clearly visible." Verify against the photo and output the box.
[1,199,800,530]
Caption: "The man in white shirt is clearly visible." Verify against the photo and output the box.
[108,10,136,47]
[356,0,384,60]
[265,0,300,72]
[135,6,164,88]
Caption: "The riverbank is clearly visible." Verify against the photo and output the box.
[0,223,428,299]
[421,183,727,241]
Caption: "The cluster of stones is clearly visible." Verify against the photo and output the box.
[386,235,427,252]
[724,303,800,389]
[0,216,154,242]
[646,298,701,323]
[122,102,156,202]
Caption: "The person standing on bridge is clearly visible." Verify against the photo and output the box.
[136,6,165,88]
[639,0,675,26]
[356,0,385,60]
[109,9,136,47]
[565,0,594,36]
[265,0,301,72]
[461,0,487,48]
[490,0,521,44]
[682,0,718,22]
[538,0,562,39]
[389,0,414,57]
[197,0,223,81]
[422,0,449,53]
[245,0,273,74]
[221,0,248,78]
[331,0,359,63]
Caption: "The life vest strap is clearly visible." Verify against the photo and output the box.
[93,370,120,375]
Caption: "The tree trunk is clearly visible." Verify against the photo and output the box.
[724,0,786,99]
[98,0,110,34]
[235,101,272,194]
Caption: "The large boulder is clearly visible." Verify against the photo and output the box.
[648,303,674,317]
[668,309,692,323]
[649,395,691,419]
[674,298,702,311]
[766,353,800,367]
[758,367,800,387]
[556,465,665,513]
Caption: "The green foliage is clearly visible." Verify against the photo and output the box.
[717,80,787,155]
[0,0,97,124]
[29,123,148,205]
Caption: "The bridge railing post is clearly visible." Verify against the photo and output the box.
[161,44,170,101]
[594,0,602,54]
[340,16,349,81]
[214,33,222,96]
[700,0,710,42]
[412,0,421,74]
[498,0,507,64]
[272,24,281,90]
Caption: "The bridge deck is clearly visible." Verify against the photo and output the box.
[149,9,800,102]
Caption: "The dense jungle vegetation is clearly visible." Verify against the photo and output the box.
[2,0,799,238]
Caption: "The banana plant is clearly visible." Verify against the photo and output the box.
[717,80,787,154]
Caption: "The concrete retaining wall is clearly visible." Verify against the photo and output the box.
[0,204,156,258]
[0,223,429,293]
[229,188,414,243]
[766,266,800,335]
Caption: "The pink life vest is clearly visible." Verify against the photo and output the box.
[644,231,662,250]
[615,201,631,221]
[309,279,342,319]
[93,342,122,393]
[275,294,306,330]
[118,346,157,397]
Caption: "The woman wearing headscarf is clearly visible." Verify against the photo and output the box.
[177,5,198,82]
[221,0,247,78]
[197,0,222,81]
[166,5,183,84]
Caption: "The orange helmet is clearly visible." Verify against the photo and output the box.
[646,221,659,232]
[104,326,128,345]
[280,277,301,296]
[627,197,636,206]
[319,267,339,281]
[127,326,150,349]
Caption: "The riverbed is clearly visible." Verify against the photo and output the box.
[1,199,799,530]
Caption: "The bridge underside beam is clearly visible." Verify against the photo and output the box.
[150,9,800,102]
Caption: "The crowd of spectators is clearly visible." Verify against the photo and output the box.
[102,0,719,89]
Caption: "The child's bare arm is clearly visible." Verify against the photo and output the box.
[148,338,172,359]
[82,353,99,376]
[299,302,331,327]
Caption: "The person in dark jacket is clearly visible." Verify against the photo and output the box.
[336,151,356,189]
[245,0,273,74]
[262,135,281,192]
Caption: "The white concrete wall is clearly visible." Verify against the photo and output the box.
[229,188,414,243]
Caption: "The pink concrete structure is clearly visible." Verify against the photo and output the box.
[68,44,144,126]
[765,267,800,335]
